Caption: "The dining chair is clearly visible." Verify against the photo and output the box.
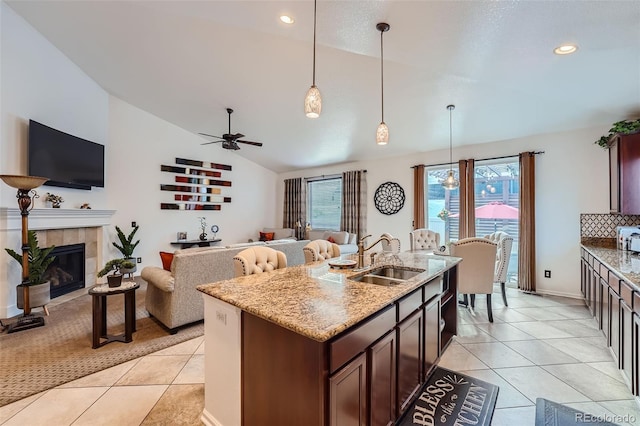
[233,246,288,277]
[409,229,440,251]
[449,237,498,322]
[303,239,341,263]
[483,231,514,306]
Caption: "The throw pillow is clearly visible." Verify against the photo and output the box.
[259,232,275,242]
[159,251,174,271]
[324,231,348,245]
[327,236,336,243]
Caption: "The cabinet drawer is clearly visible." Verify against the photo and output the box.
[609,272,621,295]
[397,287,422,323]
[424,276,443,304]
[621,281,634,307]
[330,305,396,374]
[634,293,640,315]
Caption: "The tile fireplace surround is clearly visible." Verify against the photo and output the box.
[0,208,115,314]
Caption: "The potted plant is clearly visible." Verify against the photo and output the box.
[112,225,140,274]
[595,119,640,149]
[44,192,64,208]
[5,230,56,310]
[97,258,136,288]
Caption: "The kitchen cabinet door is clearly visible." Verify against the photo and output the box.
[330,352,367,426]
[369,331,397,426]
[397,309,423,413]
[610,133,640,214]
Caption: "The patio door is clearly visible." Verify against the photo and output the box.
[473,159,519,287]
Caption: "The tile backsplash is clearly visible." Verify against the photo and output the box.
[581,213,640,238]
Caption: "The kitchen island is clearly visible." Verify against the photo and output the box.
[196,251,461,426]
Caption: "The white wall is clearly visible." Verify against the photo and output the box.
[106,97,278,270]
[278,126,610,298]
[0,3,278,318]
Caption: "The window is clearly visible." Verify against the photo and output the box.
[307,177,342,230]
[425,167,460,243]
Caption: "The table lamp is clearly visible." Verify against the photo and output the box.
[0,174,49,332]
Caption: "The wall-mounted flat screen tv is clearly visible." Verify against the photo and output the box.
[28,120,105,190]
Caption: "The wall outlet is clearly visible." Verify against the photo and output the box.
[137,257,142,263]
[131,221,137,227]
[544,270,551,278]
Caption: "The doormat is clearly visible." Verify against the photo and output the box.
[396,366,499,426]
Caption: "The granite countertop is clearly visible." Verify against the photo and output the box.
[196,251,461,342]
[581,243,640,289]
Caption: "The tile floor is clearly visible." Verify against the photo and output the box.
[1,286,640,425]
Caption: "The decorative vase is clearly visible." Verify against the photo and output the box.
[107,274,123,288]
[16,282,51,309]
[199,232,207,241]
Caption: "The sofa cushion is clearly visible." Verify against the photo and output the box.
[324,231,349,245]
[259,232,275,241]
[263,227,295,240]
[159,251,174,271]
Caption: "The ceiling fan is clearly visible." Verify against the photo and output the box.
[199,108,263,150]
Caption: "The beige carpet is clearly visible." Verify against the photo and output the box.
[0,280,204,407]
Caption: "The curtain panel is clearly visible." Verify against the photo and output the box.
[341,170,367,240]
[283,177,306,240]
[413,165,425,229]
[518,152,536,292]
[458,159,476,239]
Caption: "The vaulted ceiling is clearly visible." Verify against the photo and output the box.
[7,1,640,172]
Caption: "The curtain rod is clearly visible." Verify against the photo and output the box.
[305,170,367,181]
[411,151,544,169]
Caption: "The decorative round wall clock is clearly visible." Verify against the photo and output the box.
[374,182,405,215]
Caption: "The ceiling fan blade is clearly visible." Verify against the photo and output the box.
[236,140,263,146]
[200,140,224,145]
[233,133,245,139]
[198,132,224,139]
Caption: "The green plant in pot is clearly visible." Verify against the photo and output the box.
[112,225,140,274]
[98,259,136,288]
[5,230,56,310]
[595,119,640,149]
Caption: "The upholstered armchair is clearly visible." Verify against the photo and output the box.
[380,233,401,254]
[409,229,440,251]
[233,246,287,277]
[484,231,514,306]
[449,237,498,322]
[303,239,341,263]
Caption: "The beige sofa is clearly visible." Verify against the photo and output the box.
[141,240,309,333]
[306,230,358,254]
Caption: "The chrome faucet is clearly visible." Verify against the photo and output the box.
[357,234,392,269]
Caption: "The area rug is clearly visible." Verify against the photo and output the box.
[0,281,204,407]
[397,366,499,426]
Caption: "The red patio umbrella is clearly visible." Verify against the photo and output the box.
[450,202,518,231]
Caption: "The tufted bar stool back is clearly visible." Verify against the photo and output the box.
[409,229,441,251]
[303,239,341,263]
[380,233,401,254]
[233,246,288,277]
[483,231,514,306]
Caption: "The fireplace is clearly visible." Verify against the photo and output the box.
[44,243,86,298]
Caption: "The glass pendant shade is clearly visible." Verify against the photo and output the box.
[304,85,322,118]
[441,170,459,190]
[376,122,389,145]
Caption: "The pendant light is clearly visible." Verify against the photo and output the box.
[304,0,321,118]
[441,104,459,190]
[376,22,390,145]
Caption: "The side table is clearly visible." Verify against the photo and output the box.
[89,281,140,349]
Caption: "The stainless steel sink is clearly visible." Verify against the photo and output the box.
[350,266,424,286]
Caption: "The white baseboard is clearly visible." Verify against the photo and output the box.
[200,409,223,426]
[534,288,584,300]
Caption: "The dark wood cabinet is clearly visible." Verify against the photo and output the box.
[369,331,396,426]
[609,132,640,214]
[610,286,621,365]
[621,282,634,386]
[423,296,440,378]
[330,353,367,426]
[397,309,423,413]
[240,267,458,426]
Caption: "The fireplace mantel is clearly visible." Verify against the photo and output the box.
[0,208,116,231]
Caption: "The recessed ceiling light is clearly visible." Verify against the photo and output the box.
[280,15,294,24]
[554,44,578,55]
